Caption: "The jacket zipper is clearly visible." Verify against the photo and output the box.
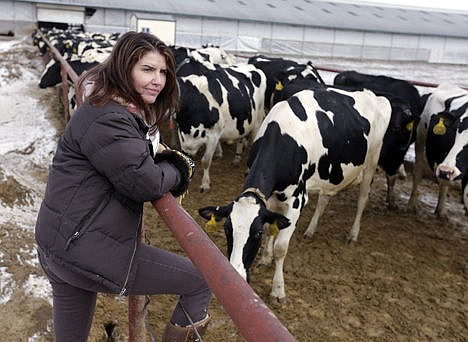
[64,191,111,251]
[119,210,142,295]
[65,231,80,250]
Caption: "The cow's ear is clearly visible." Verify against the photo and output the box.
[198,204,232,233]
[198,204,232,221]
[263,210,290,230]
[275,214,290,230]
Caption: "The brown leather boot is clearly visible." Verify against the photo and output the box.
[162,315,211,342]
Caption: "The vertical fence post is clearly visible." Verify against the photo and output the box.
[60,64,70,122]
[128,221,147,341]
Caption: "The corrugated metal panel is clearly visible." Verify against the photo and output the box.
[16,0,468,38]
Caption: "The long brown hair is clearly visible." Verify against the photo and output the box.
[77,31,179,134]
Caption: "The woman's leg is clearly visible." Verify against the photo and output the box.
[38,251,98,342]
[126,243,212,326]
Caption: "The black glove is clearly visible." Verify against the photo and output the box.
[153,149,195,197]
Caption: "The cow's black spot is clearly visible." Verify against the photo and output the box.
[276,193,287,202]
[293,197,300,209]
[177,79,220,133]
[246,121,307,194]
[315,90,369,169]
[287,96,307,121]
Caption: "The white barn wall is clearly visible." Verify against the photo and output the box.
[2,1,468,64]
[0,1,35,35]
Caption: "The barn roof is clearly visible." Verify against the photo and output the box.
[19,0,468,38]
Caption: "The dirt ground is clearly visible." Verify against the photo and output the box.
[0,39,466,342]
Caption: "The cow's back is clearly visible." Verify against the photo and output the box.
[254,88,391,195]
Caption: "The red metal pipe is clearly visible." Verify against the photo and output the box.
[313,64,468,90]
[128,214,147,341]
[152,193,296,342]
[128,294,146,341]
[40,34,79,83]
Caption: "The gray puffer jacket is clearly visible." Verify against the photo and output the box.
[35,100,180,294]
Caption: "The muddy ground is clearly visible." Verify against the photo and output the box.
[0,38,466,341]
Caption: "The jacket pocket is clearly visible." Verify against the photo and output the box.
[64,191,112,251]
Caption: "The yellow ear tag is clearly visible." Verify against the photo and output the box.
[204,214,219,233]
[433,117,446,135]
[406,120,414,132]
[269,221,280,237]
[275,81,283,91]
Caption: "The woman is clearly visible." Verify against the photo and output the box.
[35,31,212,341]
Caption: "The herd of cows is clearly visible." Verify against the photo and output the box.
[33,28,467,302]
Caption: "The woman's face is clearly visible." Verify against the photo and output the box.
[131,50,167,104]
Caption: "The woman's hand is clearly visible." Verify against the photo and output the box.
[153,149,195,197]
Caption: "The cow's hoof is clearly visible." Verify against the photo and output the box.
[435,213,449,222]
[344,234,358,245]
[303,232,315,240]
[256,260,271,268]
[268,295,286,305]
[387,203,399,211]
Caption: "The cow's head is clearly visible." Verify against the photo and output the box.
[374,94,420,175]
[427,111,461,172]
[198,191,290,281]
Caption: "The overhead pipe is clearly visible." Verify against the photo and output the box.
[312,64,468,90]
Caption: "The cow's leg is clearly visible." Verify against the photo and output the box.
[304,194,330,238]
[270,212,299,303]
[347,162,377,243]
[200,139,219,192]
[463,182,468,215]
[435,180,449,220]
[214,142,223,158]
[408,131,426,213]
[386,173,398,210]
[257,234,274,266]
[397,163,407,179]
[233,139,244,165]
[407,163,425,213]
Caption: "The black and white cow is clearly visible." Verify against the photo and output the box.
[199,87,391,301]
[333,70,422,116]
[39,47,112,88]
[408,83,468,218]
[171,45,236,74]
[333,70,422,209]
[248,55,320,112]
[176,59,267,192]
